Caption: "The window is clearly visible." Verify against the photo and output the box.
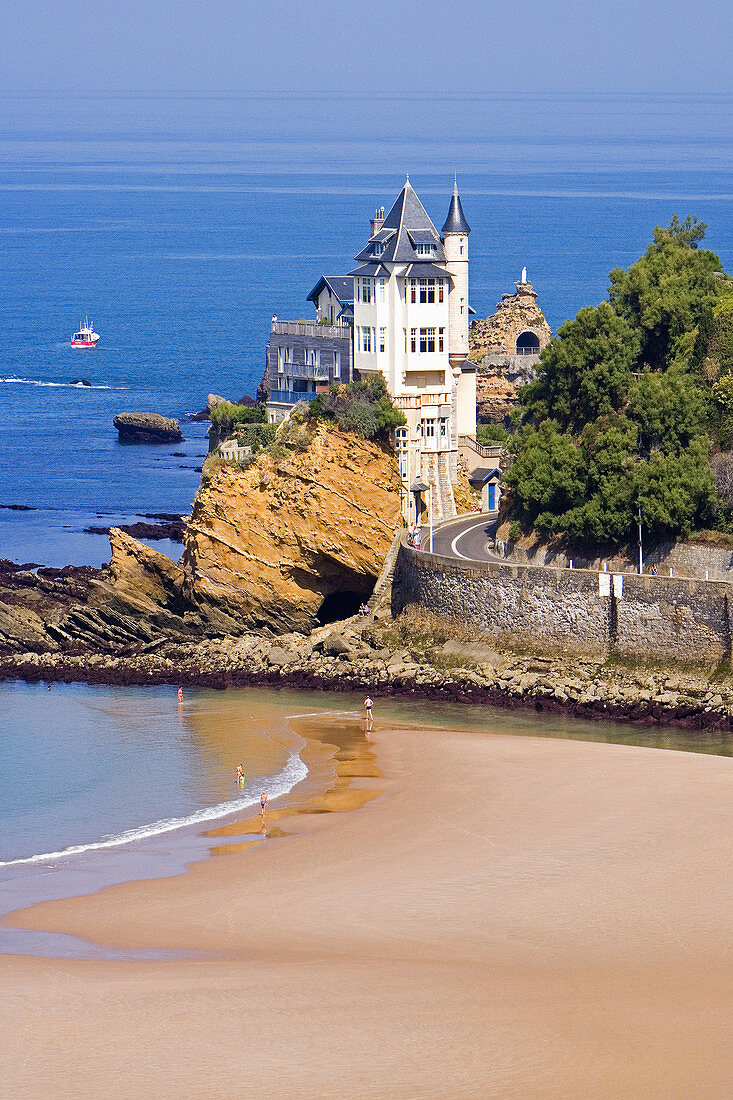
[422,419,435,439]
[438,280,444,303]
[373,243,383,256]
[333,351,341,378]
[361,326,372,352]
[379,327,386,353]
[403,328,407,352]
[305,346,320,368]
[419,327,436,353]
[439,417,448,438]
[415,242,432,255]
[460,298,465,315]
[379,278,386,303]
[438,328,444,352]
[363,278,372,303]
[419,278,435,304]
[410,279,417,304]
[410,328,417,353]
[278,346,293,372]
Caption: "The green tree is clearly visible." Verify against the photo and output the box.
[504,421,587,533]
[520,302,638,432]
[626,366,708,456]
[635,439,716,541]
[609,216,721,372]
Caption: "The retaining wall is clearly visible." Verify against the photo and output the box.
[394,542,733,662]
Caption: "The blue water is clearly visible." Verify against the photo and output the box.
[1,93,733,565]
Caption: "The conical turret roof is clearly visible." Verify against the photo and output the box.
[441,178,470,236]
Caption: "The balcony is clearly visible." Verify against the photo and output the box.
[272,319,351,339]
[278,363,330,382]
[394,392,451,411]
[268,389,318,405]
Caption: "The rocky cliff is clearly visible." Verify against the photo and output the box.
[182,424,403,633]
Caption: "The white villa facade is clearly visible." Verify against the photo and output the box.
[265,177,477,521]
[349,178,476,520]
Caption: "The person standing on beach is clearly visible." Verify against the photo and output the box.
[236,764,245,788]
[364,696,374,730]
[177,686,183,703]
[260,792,268,818]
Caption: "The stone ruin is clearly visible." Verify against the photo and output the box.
[468,272,551,423]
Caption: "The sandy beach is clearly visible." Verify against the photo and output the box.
[3,713,733,1098]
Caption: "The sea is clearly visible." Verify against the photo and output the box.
[1,92,733,951]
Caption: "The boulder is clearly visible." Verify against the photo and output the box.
[319,632,352,656]
[439,640,503,667]
[113,412,183,444]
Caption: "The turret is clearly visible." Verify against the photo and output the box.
[441,177,470,368]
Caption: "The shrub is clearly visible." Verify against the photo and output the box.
[235,423,276,450]
[309,376,405,440]
[210,401,266,433]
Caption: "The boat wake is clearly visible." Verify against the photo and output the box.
[1,377,112,389]
[0,750,308,869]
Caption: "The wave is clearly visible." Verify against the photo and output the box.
[0,750,308,869]
[1,377,112,389]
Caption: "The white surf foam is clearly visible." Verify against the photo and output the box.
[1,377,112,389]
[0,750,307,869]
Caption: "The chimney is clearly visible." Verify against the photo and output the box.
[370,206,385,238]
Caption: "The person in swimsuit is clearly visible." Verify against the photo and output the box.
[177,686,183,703]
[364,696,374,730]
[260,792,268,816]
[236,764,244,787]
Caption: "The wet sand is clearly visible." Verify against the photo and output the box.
[3,716,733,1098]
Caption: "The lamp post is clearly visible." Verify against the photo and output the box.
[637,503,643,575]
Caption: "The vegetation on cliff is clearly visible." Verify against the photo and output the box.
[308,376,405,440]
[507,216,732,546]
[209,400,267,433]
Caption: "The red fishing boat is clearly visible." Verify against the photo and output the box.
[71,318,100,347]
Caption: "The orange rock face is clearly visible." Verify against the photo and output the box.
[182,424,403,633]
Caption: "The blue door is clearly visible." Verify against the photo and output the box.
[487,483,496,511]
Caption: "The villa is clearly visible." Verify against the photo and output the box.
[263,177,478,521]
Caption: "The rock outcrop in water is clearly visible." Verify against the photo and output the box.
[113,412,183,443]
[182,424,403,632]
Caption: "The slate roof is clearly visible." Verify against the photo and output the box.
[346,261,392,278]
[352,178,446,273]
[306,275,354,306]
[441,179,471,235]
[401,262,452,279]
[468,467,502,485]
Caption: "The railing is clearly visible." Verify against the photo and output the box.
[278,364,329,381]
[515,345,541,355]
[268,389,318,405]
[458,435,504,459]
[271,320,351,339]
[394,392,451,410]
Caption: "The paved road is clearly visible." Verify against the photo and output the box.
[423,513,501,562]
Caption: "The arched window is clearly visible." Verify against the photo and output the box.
[516,331,541,355]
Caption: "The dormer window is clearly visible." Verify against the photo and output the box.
[415,243,433,256]
[373,242,384,256]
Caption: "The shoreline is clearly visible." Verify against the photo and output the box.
[0,702,378,959]
[4,651,733,733]
[3,716,733,1096]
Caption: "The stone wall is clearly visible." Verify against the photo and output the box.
[501,537,733,582]
[394,542,733,662]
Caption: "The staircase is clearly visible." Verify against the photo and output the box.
[422,452,456,522]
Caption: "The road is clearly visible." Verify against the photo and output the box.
[423,513,501,562]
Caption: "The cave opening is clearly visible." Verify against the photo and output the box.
[316,589,369,625]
